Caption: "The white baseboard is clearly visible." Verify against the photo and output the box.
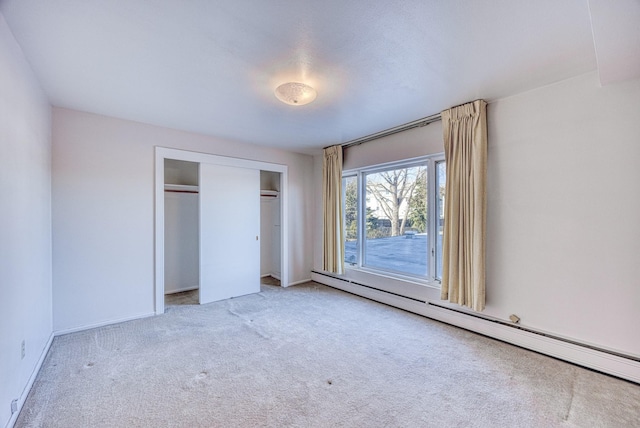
[6,332,54,428]
[54,312,155,336]
[311,272,640,384]
[287,278,311,287]
[164,285,198,295]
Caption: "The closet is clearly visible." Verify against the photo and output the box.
[162,158,265,306]
[260,171,281,281]
[164,159,199,296]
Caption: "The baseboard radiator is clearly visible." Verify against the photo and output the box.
[310,270,640,384]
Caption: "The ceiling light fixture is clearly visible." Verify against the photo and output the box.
[274,82,317,106]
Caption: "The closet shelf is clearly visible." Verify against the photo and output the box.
[165,184,199,193]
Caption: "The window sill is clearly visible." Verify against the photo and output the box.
[344,265,441,290]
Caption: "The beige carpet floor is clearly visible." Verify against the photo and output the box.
[16,281,640,427]
[164,276,281,308]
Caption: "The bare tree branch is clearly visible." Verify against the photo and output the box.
[366,166,425,236]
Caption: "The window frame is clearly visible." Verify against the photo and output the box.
[434,159,446,280]
[342,154,445,285]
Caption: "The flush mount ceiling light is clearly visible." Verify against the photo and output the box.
[274,82,317,106]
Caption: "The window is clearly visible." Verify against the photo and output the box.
[343,155,445,282]
[343,175,359,266]
[435,160,446,279]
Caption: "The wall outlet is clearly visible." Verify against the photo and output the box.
[21,340,25,359]
[11,399,17,414]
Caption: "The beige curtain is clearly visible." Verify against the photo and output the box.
[322,145,345,274]
[440,100,487,311]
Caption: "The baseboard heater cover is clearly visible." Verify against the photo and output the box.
[310,270,640,384]
[312,270,425,303]
[427,302,639,363]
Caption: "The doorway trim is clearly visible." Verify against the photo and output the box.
[154,147,289,315]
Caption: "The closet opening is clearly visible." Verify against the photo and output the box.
[260,170,282,288]
[155,147,289,315]
[163,159,200,307]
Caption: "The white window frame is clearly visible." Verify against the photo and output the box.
[343,154,445,284]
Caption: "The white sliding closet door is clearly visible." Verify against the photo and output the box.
[199,163,260,304]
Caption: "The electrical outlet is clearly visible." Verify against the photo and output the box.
[21,340,25,359]
[11,399,17,414]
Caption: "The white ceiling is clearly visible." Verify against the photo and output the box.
[0,0,636,154]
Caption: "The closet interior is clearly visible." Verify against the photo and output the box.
[163,160,282,307]
[260,170,281,283]
[164,159,199,301]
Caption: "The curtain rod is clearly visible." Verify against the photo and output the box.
[329,99,488,150]
[325,112,442,150]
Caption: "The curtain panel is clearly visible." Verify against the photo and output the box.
[440,100,488,311]
[322,145,345,274]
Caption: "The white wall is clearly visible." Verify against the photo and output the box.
[52,108,314,332]
[164,192,199,294]
[271,198,282,279]
[313,71,640,357]
[260,198,274,277]
[260,196,282,279]
[0,13,52,428]
[485,72,640,355]
[343,120,443,171]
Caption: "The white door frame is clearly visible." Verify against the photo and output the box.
[154,146,289,315]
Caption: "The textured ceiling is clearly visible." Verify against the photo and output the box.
[1,0,601,154]
[588,0,640,86]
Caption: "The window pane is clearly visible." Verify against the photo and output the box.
[343,176,358,265]
[364,165,428,277]
[435,161,446,279]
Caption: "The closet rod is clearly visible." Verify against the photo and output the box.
[164,189,199,194]
[325,112,442,151]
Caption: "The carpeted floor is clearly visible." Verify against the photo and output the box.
[165,276,281,308]
[16,281,640,427]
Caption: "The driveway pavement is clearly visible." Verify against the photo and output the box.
[345,234,429,277]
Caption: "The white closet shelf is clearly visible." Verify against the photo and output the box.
[164,184,199,193]
[260,189,279,197]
